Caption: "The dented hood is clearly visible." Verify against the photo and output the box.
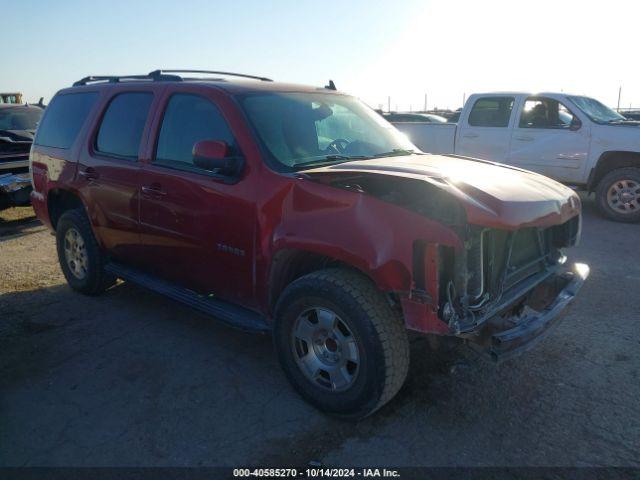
[304,154,581,230]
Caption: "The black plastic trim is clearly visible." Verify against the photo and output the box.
[105,262,270,332]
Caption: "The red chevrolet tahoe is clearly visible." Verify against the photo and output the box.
[30,70,589,418]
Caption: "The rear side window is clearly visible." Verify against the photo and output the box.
[467,97,514,127]
[34,92,98,149]
[155,94,235,171]
[96,93,153,159]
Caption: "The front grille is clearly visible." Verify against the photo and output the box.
[551,215,580,247]
[0,143,31,157]
[504,227,552,291]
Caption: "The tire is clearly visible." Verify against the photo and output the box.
[273,268,410,419]
[595,167,640,223]
[55,208,116,295]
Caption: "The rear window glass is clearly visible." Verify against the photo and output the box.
[96,93,153,159]
[34,93,98,149]
[468,97,514,127]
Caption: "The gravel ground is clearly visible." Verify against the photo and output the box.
[0,195,638,467]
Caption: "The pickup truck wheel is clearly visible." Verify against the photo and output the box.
[596,167,640,223]
[56,209,116,295]
[273,269,409,419]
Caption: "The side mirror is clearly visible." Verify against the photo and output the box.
[192,140,243,176]
[569,118,582,131]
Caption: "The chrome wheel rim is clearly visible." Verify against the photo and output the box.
[63,228,88,280]
[291,307,360,391]
[607,179,640,214]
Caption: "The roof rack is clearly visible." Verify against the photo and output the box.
[73,69,273,87]
[149,69,273,82]
[73,73,181,87]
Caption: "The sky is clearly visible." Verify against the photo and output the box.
[2,0,639,111]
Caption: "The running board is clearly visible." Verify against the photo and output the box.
[105,262,270,333]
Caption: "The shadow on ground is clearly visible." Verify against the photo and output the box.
[0,206,42,240]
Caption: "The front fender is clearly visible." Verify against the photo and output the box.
[270,179,463,293]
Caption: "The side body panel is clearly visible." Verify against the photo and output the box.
[507,93,591,183]
[455,94,518,162]
[584,124,640,185]
[74,85,165,265]
[137,84,261,307]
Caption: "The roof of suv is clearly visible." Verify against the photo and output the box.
[65,70,344,96]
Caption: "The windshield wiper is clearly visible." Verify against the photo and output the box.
[372,148,423,158]
[294,155,368,170]
[607,119,636,124]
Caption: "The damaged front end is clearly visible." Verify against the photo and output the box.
[436,217,588,361]
[302,160,588,361]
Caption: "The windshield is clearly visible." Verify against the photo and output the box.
[0,107,42,131]
[240,92,417,170]
[568,95,626,124]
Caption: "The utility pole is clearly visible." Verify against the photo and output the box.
[617,86,622,112]
[462,92,466,107]
[387,96,391,113]
[424,93,428,112]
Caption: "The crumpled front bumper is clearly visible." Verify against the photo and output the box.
[0,172,32,206]
[469,263,590,362]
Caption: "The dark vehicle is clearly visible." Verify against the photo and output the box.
[384,112,447,123]
[30,70,588,418]
[622,111,640,121]
[0,104,43,209]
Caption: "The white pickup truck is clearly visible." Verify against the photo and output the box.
[392,92,640,222]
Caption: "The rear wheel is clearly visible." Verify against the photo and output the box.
[273,269,409,419]
[596,167,640,222]
[56,208,116,294]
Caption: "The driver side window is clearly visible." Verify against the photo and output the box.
[155,94,237,172]
[519,97,578,129]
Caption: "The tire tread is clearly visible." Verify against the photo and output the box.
[56,208,115,295]
[277,268,409,417]
[595,167,640,223]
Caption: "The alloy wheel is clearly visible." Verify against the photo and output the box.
[607,179,640,214]
[63,228,88,280]
[291,307,360,391]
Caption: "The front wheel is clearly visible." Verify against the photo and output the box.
[595,167,640,223]
[273,269,410,419]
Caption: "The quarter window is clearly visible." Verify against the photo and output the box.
[467,97,515,127]
[519,97,578,129]
[155,94,236,171]
[34,92,98,149]
[96,93,153,159]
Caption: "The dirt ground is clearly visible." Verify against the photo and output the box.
[0,196,638,467]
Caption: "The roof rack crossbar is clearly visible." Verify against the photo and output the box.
[149,69,273,82]
[72,73,182,87]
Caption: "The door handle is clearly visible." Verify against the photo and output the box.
[78,167,99,181]
[515,135,534,141]
[462,133,479,138]
[141,185,167,197]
